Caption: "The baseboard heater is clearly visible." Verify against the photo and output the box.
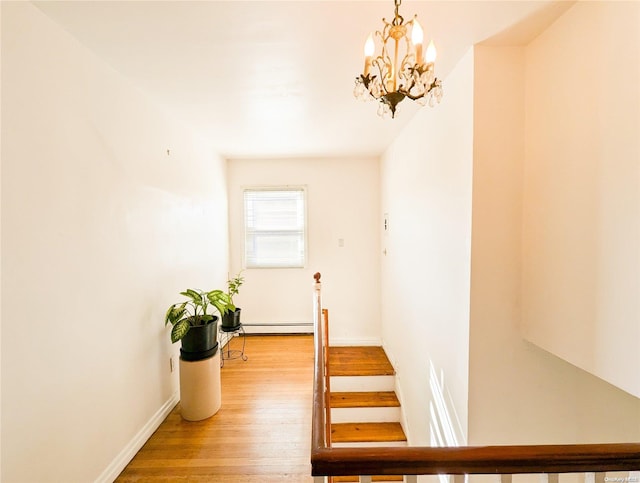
[241,322,313,335]
[219,322,312,349]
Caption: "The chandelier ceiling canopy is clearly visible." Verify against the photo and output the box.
[354,0,443,118]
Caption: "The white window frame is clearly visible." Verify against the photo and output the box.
[242,186,308,269]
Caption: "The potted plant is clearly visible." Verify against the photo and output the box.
[165,288,232,361]
[221,272,244,330]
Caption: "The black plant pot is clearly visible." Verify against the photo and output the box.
[180,316,219,361]
[221,307,241,330]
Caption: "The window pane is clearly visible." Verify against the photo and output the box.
[245,190,304,232]
[244,188,306,268]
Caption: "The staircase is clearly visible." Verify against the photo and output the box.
[328,346,406,482]
[313,278,640,481]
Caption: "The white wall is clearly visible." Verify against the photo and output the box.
[468,44,640,446]
[227,157,380,344]
[380,50,475,446]
[522,1,640,398]
[1,4,228,481]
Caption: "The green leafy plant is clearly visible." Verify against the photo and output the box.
[165,289,233,343]
[226,271,244,306]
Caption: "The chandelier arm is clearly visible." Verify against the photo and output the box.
[402,33,415,68]
[375,28,390,66]
[377,25,390,60]
[402,79,441,101]
[371,54,393,95]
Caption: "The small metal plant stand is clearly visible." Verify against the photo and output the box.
[219,323,248,367]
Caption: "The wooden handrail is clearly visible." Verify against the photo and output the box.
[322,307,332,449]
[312,272,328,452]
[311,273,640,477]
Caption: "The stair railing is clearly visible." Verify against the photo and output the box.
[315,271,333,483]
[311,273,640,482]
[323,305,332,449]
[314,272,332,450]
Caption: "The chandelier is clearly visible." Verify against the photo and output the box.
[354,0,443,118]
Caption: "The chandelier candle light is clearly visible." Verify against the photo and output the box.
[354,0,443,118]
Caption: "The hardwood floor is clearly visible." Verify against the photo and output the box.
[117,335,315,482]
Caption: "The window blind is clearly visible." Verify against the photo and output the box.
[244,188,306,268]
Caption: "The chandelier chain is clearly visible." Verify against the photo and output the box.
[392,0,403,26]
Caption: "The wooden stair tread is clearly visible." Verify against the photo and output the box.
[331,391,400,408]
[333,476,404,482]
[329,346,395,376]
[331,422,407,443]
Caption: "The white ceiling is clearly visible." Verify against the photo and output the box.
[34,0,571,159]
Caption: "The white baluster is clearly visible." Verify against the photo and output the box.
[501,475,512,483]
[586,472,607,483]
[454,474,466,483]
[360,476,372,483]
[314,477,326,483]
[540,474,559,483]
[405,475,418,483]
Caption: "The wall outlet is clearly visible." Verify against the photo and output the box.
[169,355,176,373]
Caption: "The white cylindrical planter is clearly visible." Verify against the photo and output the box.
[179,351,221,421]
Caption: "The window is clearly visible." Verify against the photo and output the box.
[244,187,306,268]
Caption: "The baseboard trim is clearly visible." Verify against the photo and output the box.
[95,392,179,483]
[330,337,382,346]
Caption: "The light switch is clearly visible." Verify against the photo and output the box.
[338,238,344,247]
